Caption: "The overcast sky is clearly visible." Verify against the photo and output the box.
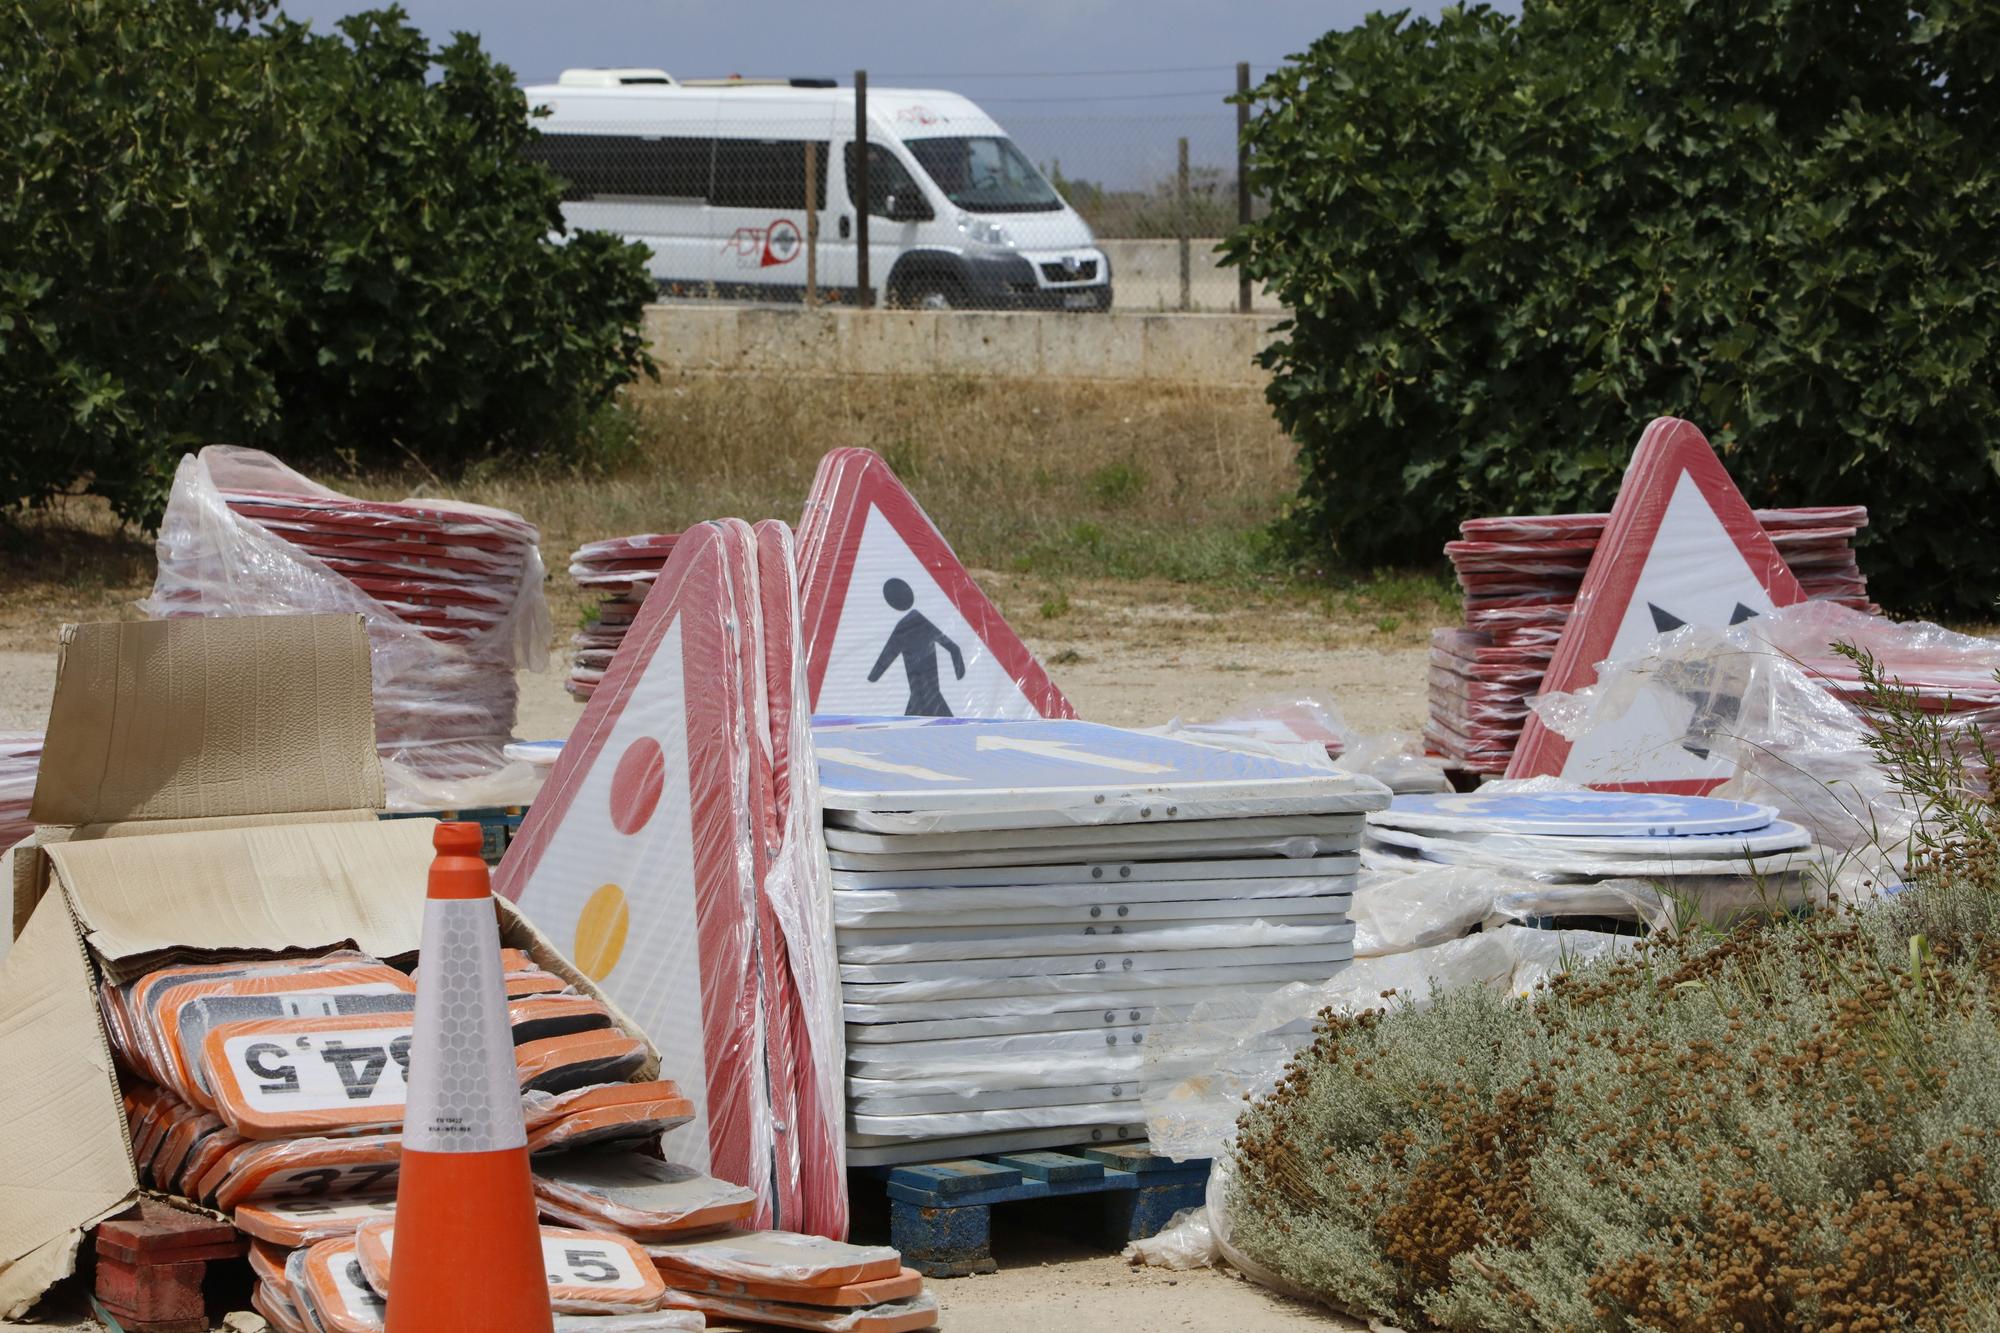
[274,1,1515,185]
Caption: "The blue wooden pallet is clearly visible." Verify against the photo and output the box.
[855,1142,1210,1277]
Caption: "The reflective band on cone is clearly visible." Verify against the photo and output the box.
[386,822,554,1333]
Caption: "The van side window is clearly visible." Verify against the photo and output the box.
[843,142,928,220]
[526,133,710,200]
[711,139,830,211]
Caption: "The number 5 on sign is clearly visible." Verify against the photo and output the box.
[355,1221,666,1314]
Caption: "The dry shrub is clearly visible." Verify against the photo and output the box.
[1229,659,2000,1330]
[1229,898,2000,1331]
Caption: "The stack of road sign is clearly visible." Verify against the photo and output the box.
[143,446,550,804]
[1426,418,1876,782]
[503,450,1081,1224]
[1365,790,1821,898]
[566,534,681,701]
[797,447,1072,720]
[651,1231,938,1332]
[0,731,39,858]
[502,519,849,1239]
[96,942,910,1330]
[816,716,1390,1163]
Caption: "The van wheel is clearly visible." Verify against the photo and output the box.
[895,278,957,311]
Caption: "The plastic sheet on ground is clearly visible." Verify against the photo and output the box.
[1155,693,1453,794]
[141,446,550,809]
[1140,927,1634,1162]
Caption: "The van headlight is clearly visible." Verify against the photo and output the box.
[955,213,1014,248]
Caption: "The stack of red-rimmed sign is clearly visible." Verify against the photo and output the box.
[566,534,680,700]
[0,732,40,859]
[145,447,551,806]
[1428,505,1875,776]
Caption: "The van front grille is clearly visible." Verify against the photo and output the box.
[1039,259,1098,284]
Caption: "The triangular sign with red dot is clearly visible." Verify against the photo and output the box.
[496,519,772,1220]
[1507,417,1807,793]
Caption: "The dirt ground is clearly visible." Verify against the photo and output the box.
[0,573,1432,741]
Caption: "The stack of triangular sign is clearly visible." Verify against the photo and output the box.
[498,449,1069,1237]
[1507,417,1810,793]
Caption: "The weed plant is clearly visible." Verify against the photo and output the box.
[1229,666,2000,1331]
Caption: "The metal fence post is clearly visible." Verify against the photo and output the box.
[1236,60,1251,314]
[804,139,820,306]
[1176,136,1191,312]
[855,70,871,308]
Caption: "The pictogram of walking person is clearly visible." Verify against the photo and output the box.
[868,577,964,716]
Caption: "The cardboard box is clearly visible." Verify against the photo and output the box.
[0,615,647,1318]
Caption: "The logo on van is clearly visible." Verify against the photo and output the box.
[894,105,942,126]
[720,220,802,269]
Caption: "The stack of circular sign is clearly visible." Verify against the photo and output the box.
[816,717,1391,1165]
[145,448,552,807]
[1364,791,1820,889]
[1427,506,1876,775]
[0,732,40,859]
[567,534,679,700]
[215,488,543,789]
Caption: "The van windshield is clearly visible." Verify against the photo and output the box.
[904,136,1062,213]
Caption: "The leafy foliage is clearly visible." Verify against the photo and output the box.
[1227,1,2000,613]
[0,1,655,525]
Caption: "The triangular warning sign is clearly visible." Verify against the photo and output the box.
[796,448,1074,720]
[495,520,772,1219]
[749,517,845,1240]
[1507,417,1805,793]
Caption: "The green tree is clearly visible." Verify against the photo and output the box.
[0,1,655,525]
[1228,1,2000,612]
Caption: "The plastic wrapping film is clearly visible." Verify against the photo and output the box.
[497,520,774,1224]
[1140,927,1634,1162]
[535,1151,758,1238]
[1153,693,1450,795]
[140,446,550,809]
[0,731,39,859]
[1506,419,1808,791]
[752,519,849,1239]
[796,446,1073,719]
[648,1228,903,1287]
[1526,612,1923,889]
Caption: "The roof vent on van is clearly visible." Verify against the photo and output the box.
[679,76,838,89]
[557,68,677,87]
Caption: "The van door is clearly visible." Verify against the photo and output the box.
[841,140,935,306]
[708,104,833,301]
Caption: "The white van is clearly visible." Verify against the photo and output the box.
[521,69,1112,311]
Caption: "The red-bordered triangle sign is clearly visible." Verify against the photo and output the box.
[751,517,846,1240]
[797,448,1074,720]
[495,520,771,1218]
[1507,417,1806,793]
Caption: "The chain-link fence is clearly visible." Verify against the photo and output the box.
[522,63,1278,315]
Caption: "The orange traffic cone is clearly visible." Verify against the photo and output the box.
[386,823,554,1333]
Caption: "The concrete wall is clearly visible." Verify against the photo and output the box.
[644,304,1275,386]
[1100,238,1282,314]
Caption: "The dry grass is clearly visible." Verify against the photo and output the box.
[0,370,1458,653]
